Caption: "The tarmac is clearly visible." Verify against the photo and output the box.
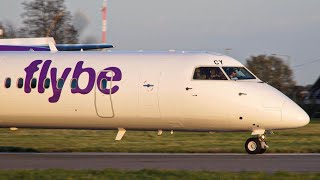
[0,153,319,172]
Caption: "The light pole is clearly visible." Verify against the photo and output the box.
[271,54,291,66]
[102,0,107,43]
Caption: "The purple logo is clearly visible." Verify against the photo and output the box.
[24,60,122,103]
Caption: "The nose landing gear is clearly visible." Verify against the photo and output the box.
[245,135,268,154]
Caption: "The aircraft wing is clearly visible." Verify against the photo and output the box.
[0,45,50,51]
[0,37,114,51]
[0,44,114,51]
[55,44,115,51]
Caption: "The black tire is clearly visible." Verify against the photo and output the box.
[245,137,261,154]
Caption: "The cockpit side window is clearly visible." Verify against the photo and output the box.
[222,67,256,80]
[193,67,228,80]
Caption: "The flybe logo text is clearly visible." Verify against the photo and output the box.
[24,60,122,103]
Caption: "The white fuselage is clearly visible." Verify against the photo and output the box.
[0,51,309,132]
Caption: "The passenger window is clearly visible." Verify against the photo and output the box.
[71,79,78,89]
[193,67,227,80]
[5,78,11,88]
[57,79,65,89]
[17,78,24,89]
[100,79,107,90]
[31,78,37,89]
[44,78,50,89]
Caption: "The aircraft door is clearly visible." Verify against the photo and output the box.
[138,70,161,118]
[236,85,256,123]
[95,70,114,118]
[183,82,201,118]
[238,83,281,127]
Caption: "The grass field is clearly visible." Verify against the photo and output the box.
[0,120,319,153]
[0,169,318,180]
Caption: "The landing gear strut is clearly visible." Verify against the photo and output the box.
[245,135,268,154]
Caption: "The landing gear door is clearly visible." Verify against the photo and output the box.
[95,70,114,118]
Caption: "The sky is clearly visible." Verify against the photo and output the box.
[0,0,320,86]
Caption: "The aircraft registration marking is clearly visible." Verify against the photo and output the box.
[213,60,223,65]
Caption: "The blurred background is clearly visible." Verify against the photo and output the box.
[0,0,319,118]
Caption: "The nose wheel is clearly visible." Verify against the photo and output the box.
[245,136,268,154]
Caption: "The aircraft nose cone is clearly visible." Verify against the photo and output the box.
[282,101,310,128]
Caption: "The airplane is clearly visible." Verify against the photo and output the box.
[0,38,310,154]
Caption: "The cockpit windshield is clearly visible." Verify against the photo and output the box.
[222,67,256,80]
